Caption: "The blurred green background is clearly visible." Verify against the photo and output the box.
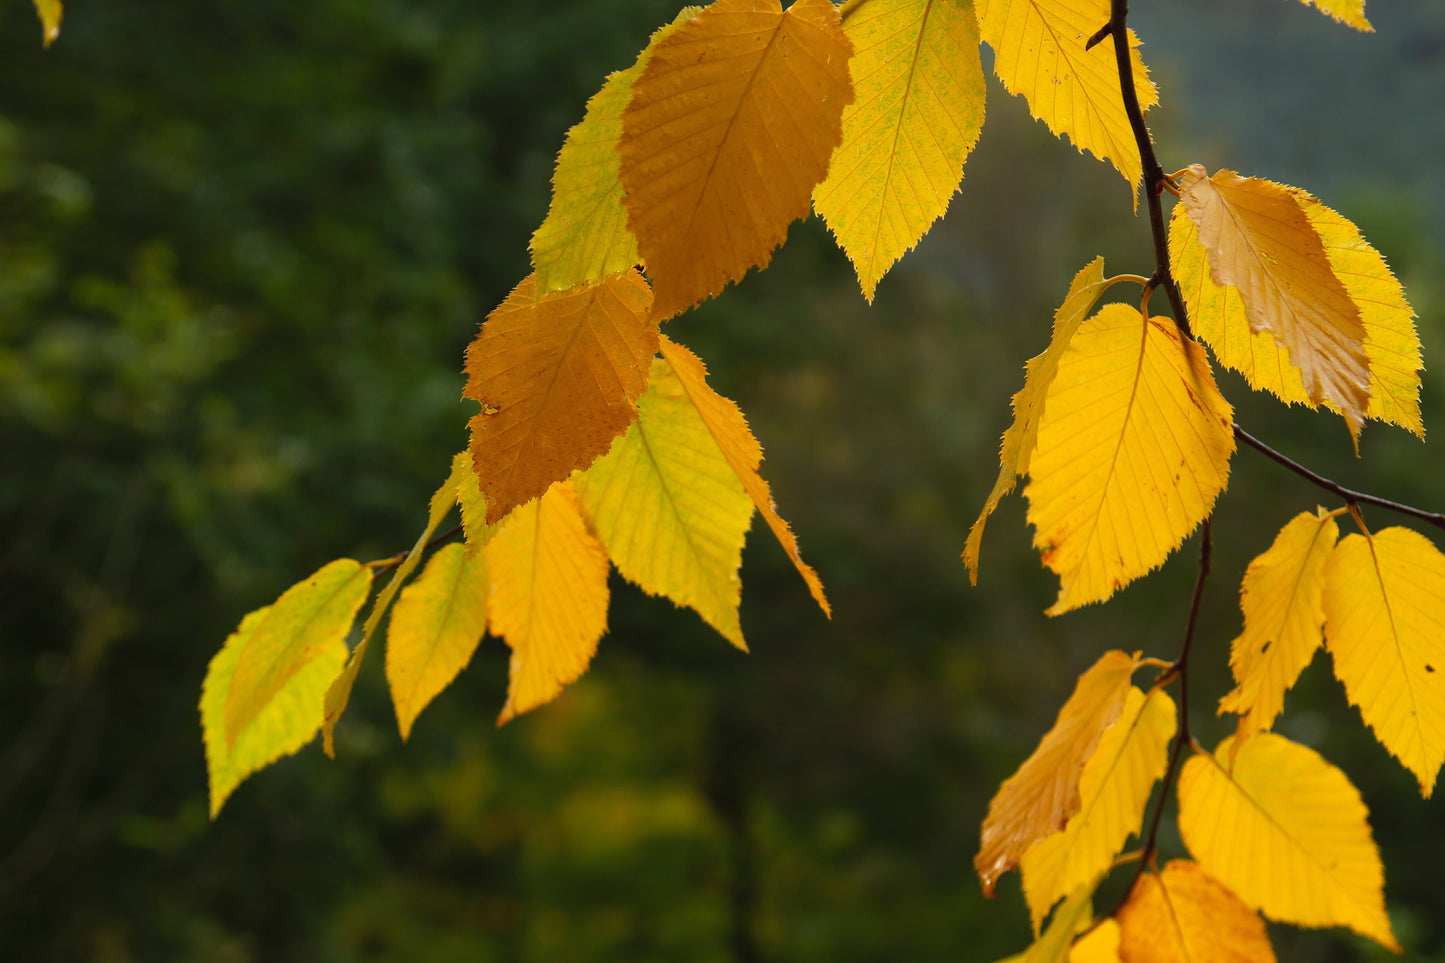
[2,0,1443,959]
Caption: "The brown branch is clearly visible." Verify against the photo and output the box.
[1235,425,1445,531]
[366,522,464,573]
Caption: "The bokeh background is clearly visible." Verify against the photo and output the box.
[3,0,1443,959]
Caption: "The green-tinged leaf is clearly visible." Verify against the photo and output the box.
[1177,733,1396,950]
[224,558,372,750]
[1021,880,1100,963]
[529,8,701,293]
[1219,509,1339,741]
[386,542,490,740]
[1324,526,1445,795]
[814,0,986,301]
[321,455,475,755]
[574,355,754,649]
[202,607,350,816]
[965,257,1111,581]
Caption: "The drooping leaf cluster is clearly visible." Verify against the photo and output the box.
[186,0,1444,957]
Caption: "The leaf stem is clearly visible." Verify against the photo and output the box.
[365,522,464,572]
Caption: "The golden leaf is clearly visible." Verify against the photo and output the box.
[1174,166,1371,437]
[975,0,1157,192]
[33,0,61,46]
[1218,509,1339,741]
[464,271,659,524]
[1177,733,1397,950]
[1069,920,1121,963]
[1117,860,1276,963]
[386,543,490,741]
[619,0,854,321]
[529,8,702,293]
[1324,526,1445,796]
[487,481,610,723]
[965,257,1112,582]
[659,335,830,615]
[1022,881,1101,963]
[574,356,755,649]
[321,453,477,755]
[224,558,373,751]
[1295,0,1370,31]
[1170,188,1420,437]
[976,650,1139,895]
[1021,687,1175,930]
[201,606,350,816]
[1024,306,1233,614]
[813,0,986,301]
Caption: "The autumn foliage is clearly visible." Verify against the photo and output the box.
[169,0,1444,956]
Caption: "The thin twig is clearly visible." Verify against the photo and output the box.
[1234,425,1445,531]
[366,522,465,573]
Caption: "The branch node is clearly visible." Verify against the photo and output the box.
[1085,22,1113,50]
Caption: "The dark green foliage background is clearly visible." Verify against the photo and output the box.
[1,0,1442,959]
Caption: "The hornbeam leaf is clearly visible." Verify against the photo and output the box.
[1218,509,1339,741]
[487,481,610,723]
[202,606,350,816]
[1068,920,1121,963]
[1021,881,1100,963]
[1170,187,1420,436]
[1324,526,1445,796]
[975,650,1139,896]
[33,0,61,46]
[1024,306,1233,614]
[619,0,854,321]
[1021,687,1175,930]
[464,271,659,524]
[965,256,1111,582]
[1177,733,1397,950]
[1295,0,1370,31]
[975,0,1157,193]
[658,335,830,615]
[529,8,702,293]
[223,558,373,751]
[386,543,490,741]
[1117,860,1276,963]
[813,0,986,301]
[1174,166,1370,438]
[574,356,755,649]
[321,453,478,755]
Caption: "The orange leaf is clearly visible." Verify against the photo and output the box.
[620,0,854,321]
[658,335,829,615]
[486,481,610,723]
[975,650,1139,895]
[464,271,659,524]
[1175,166,1369,437]
[1117,861,1276,963]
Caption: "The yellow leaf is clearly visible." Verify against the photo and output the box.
[1177,733,1397,950]
[1295,0,1371,31]
[321,454,476,755]
[1174,166,1370,437]
[1324,526,1445,796]
[1023,881,1100,963]
[464,271,659,524]
[574,356,755,649]
[34,0,61,46]
[619,0,854,321]
[813,0,986,301]
[976,650,1139,895]
[224,558,373,751]
[659,335,830,615]
[455,452,491,558]
[386,543,490,741]
[1024,306,1234,614]
[1170,188,1420,437]
[1117,860,1276,963]
[965,257,1112,582]
[529,8,702,294]
[975,0,1157,192]
[201,607,349,817]
[1069,920,1121,963]
[1218,509,1339,741]
[1021,686,1176,930]
[487,480,610,723]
